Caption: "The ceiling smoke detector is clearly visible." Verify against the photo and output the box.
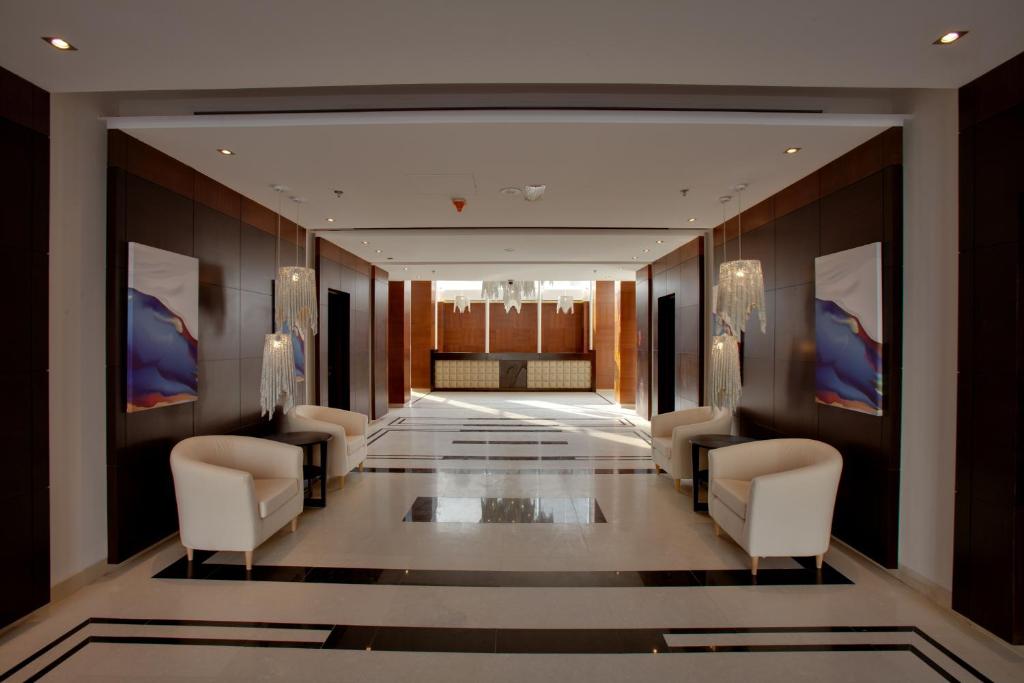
[523,185,546,202]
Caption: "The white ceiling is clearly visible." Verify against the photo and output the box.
[2,0,1022,92]
[120,113,889,279]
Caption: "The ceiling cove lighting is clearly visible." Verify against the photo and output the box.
[784,147,802,155]
[42,36,76,50]
[216,148,235,156]
[935,31,967,44]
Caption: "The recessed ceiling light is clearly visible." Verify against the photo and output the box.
[656,239,665,244]
[361,240,369,245]
[688,217,697,223]
[632,256,638,260]
[642,249,650,253]
[403,267,408,271]
[216,148,235,156]
[326,218,334,223]
[42,36,76,51]
[784,147,801,155]
[375,249,382,254]
[935,31,967,45]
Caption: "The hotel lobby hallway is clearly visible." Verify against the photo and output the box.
[1,393,1021,681]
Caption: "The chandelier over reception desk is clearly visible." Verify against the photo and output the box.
[481,280,537,313]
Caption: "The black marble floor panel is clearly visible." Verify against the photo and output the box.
[361,467,656,475]
[153,552,853,587]
[402,496,607,523]
[450,440,569,445]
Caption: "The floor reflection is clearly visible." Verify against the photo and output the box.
[403,496,607,523]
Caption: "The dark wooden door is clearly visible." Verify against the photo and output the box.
[327,290,351,410]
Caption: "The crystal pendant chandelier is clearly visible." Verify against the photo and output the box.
[709,195,743,412]
[556,295,574,314]
[454,295,471,313]
[481,280,537,313]
[716,184,766,335]
[275,197,318,340]
[260,186,299,418]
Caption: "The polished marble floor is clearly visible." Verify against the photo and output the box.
[2,392,1022,681]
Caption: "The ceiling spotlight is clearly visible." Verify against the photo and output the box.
[784,147,802,155]
[361,240,369,245]
[642,249,650,253]
[935,31,967,45]
[403,267,408,271]
[326,218,335,223]
[42,36,76,51]
[375,249,382,254]
[688,217,697,223]
[656,239,665,244]
[216,148,235,156]
[523,185,546,202]
[632,256,638,260]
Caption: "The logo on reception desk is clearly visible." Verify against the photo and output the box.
[126,242,199,412]
[814,242,883,416]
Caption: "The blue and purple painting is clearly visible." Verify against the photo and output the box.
[814,242,883,416]
[281,320,306,382]
[127,243,199,412]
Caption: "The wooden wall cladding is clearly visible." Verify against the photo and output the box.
[438,302,485,352]
[593,281,616,389]
[635,267,652,419]
[106,131,378,564]
[956,49,1024,644]
[615,282,637,405]
[410,281,435,388]
[540,301,588,352]
[489,302,539,353]
[371,267,389,419]
[388,281,411,404]
[0,66,49,628]
[649,239,704,416]
[316,239,374,418]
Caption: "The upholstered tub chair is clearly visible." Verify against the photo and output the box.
[170,435,304,571]
[708,438,843,575]
[283,405,368,487]
[650,406,733,492]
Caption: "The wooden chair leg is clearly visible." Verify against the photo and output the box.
[339,474,346,489]
[291,517,299,532]
[713,522,721,537]
[186,547,193,562]
[358,462,364,472]
[654,464,662,473]
[244,551,253,571]
[815,554,823,570]
[751,556,759,576]
[674,479,682,493]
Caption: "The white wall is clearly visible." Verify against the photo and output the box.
[896,89,958,599]
[49,93,111,586]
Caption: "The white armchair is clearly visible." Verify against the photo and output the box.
[283,405,368,486]
[708,438,843,575]
[650,407,733,491]
[170,435,304,570]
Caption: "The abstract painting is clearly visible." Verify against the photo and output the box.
[814,242,883,415]
[281,320,306,382]
[127,243,199,412]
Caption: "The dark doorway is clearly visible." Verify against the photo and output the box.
[657,294,676,414]
[327,289,351,410]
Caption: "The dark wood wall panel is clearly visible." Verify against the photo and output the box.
[388,281,411,404]
[489,303,539,353]
[410,281,435,388]
[956,49,1024,645]
[0,66,49,628]
[540,301,587,352]
[438,302,485,352]
[635,266,652,419]
[593,282,616,389]
[371,267,389,419]
[107,131,381,564]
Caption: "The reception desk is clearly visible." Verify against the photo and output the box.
[431,351,595,391]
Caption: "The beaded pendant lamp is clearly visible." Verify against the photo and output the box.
[709,195,743,411]
[556,295,574,314]
[260,186,298,418]
[275,197,318,340]
[481,280,537,313]
[715,184,767,335]
[454,295,471,313]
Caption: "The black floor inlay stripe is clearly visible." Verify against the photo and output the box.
[362,467,656,475]
[451,440,569,445]
[153,552,851,588]
[5,620,987,682]
[402,496,607,523]
[368,454,652,461]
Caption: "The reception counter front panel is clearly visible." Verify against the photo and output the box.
[431,352,595,391]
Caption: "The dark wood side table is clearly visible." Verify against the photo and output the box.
[689,434,757,513]
[265,431,333,508]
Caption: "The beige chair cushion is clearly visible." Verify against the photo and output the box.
[254,478,298,519]
[652,436,672,457]
[711,478,750,520]
[347,435,365,453]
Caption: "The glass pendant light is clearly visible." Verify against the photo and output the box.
[260,186,297,418]
[276,197,318,340]
[716,184,767,335]
[454,295,471,313]
[710,195,743,411]
[481,280,537,313]
[556,295,574,314]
